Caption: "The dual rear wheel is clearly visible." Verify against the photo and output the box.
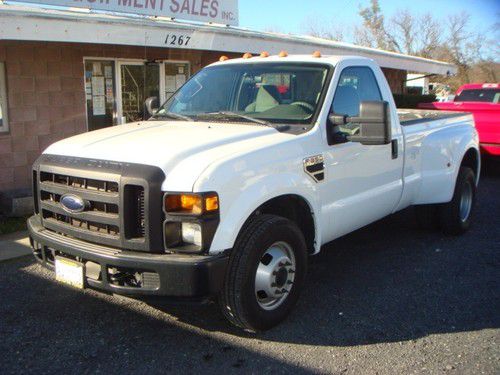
[415,166,476,235]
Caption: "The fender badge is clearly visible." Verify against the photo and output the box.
[303,155,325,182]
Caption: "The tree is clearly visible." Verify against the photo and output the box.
[301,15,345,42]
[353,0,396,51]
[301,0,499,90]
[355,0,500,89]
[417,13,441,59]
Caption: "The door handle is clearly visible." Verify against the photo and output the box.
[391,139,398,159]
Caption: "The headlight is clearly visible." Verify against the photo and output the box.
[181,222,202,246]
[163,192,220,253]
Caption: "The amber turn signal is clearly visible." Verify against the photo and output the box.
[165,194,202,215]
[205,194,219,212]
[165,193,219,215]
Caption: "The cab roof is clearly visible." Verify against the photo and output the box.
[208,54,371,68]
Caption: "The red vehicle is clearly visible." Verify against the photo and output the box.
[419,83,500,157]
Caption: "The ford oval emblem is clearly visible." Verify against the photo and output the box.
[60,194,87,213]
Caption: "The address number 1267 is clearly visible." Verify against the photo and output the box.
[165,34,191,47]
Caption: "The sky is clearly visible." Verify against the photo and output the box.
[239,0,500,42]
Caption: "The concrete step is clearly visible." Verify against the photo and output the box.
[0,231,31,261]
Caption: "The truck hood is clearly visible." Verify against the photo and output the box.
[44,121,292,190]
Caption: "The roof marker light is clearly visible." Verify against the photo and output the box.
[278,50,288,57]
[260,51,270,58]
[312,51,322,58]
[219,55,229,62]
[242,52,253,59]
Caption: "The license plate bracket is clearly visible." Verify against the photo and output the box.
[55,256,84,289]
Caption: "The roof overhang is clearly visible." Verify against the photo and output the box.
[0,3,457,75]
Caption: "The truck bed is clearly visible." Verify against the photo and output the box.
[397,109,467,126]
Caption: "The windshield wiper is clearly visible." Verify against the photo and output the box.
[151,112,194,122]
[197,111,272,126]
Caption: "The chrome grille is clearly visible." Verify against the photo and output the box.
[39,172,123,247]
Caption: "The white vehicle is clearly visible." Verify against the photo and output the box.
[28,54,480,331]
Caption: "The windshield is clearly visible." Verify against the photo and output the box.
[454,88,500,103]
[154,63,331,125]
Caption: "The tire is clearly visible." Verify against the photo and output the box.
[218,214,308,332]
[439,166,476,235]
[414,204,440,230]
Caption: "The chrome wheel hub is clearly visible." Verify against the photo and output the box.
[255,241,296,311]
[460,181,473,222]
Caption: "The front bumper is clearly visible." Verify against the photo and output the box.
[27,215,229,298]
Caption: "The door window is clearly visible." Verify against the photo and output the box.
[332,66,382,117]
[120,63,160,123]
[85,60,116,131]
[331,66,382,136]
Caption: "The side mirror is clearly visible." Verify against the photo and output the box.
[329,101,391,145]
[145,96,159,117]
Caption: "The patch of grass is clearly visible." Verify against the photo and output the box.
[0,216,28,235]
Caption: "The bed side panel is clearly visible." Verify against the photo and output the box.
[401,114,478,206]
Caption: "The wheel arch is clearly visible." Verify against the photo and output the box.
[209,188,320,255]
[250,194,316,254]
[460,147,480,185]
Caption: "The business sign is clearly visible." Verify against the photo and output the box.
[20,0,239,25]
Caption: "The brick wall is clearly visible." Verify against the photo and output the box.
[382,67,407,94]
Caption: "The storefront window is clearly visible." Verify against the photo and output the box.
[82,59,190,129]
[0,62,9,133]
[164,62,190,101]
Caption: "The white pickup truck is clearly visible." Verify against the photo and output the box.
[28,54,480,331]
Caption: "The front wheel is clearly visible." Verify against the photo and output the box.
[218,214,308,332]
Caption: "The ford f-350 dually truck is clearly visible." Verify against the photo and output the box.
[28,54,480,331]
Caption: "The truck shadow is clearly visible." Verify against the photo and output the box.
[155,175,500,346]
[481,157,500,178]
[0,257,315,374]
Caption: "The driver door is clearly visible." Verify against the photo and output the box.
[321,66,403,241]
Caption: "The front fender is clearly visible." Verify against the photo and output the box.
[206,172,321,255]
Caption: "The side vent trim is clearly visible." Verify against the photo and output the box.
[303,155,325,182]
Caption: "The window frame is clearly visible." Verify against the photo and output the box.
[0,62,9,134]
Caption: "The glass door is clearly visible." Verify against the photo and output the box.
[119,62,160,123]
[84,60,116,131]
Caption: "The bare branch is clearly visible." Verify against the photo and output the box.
[301,15,345,41]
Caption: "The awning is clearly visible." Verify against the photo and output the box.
[0,3,457,75]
